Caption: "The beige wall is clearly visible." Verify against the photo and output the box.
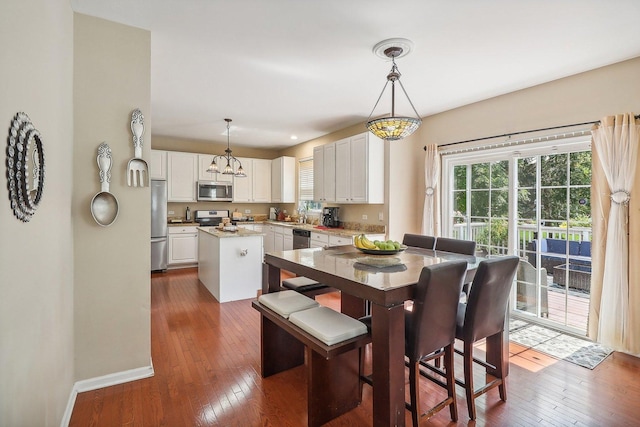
[73,14,152,380]
[0,0,75,425]
[401,56,640,235]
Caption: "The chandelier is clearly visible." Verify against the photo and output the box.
[366,40,422,141]
[207,118,246,177]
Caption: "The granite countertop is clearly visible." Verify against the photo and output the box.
[167,219,385,237]
[197,226,265,238]
[262,220,385,238]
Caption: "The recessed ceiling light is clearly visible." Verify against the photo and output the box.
[290,135,298,140]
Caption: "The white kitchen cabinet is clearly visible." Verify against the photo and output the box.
[233,158,272,203]
[198,230,263,303]
[271,156,296,203]
[150,149,167,180]
[313,143,336,202]
[168,226,198,266]
[334,132,384,204]
[310,232,329,248]
[283,227,293,251]
[197,154,233,183]
[264,224,275,253]
[329,235,354,247]
[167,151,198,202]
[273,225,284,252]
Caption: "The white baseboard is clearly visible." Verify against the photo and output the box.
[60,361,154,427]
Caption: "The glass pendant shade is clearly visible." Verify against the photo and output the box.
[367,116,421,141]
[207,159,219,173]
[222,162,234,175]
[366,45,421,141]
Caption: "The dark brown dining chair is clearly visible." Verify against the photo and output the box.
[360,260,468,426]
[434,236,477,255]
[454,256,519,420]
[402,233,436,250]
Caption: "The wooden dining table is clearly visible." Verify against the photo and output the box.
[262,245,505,427]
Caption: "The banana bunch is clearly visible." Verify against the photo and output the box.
[354,234,378,250]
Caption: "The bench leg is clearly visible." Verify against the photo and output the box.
[307,347,362,427]
[260,315,304,377]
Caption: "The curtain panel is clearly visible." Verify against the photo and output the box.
[589,113,640,355]
[421,144,440,236]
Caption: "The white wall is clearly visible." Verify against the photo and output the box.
[0,0,75,425]
[73,14,152,380]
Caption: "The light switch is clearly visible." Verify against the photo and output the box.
[362,214,368,220]
[168,210,175,215]
[378,212,384,221]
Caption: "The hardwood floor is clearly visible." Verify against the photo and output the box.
[70,268,640,426]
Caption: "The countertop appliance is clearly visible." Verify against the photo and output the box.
[197,181,233,202]
[292,228,311,249]
[151,180,168,272]
[195,209,230,227]
[322,207,340,228]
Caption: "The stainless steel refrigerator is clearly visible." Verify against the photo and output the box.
[151,180,168,272]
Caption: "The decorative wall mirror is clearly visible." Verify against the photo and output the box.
[6,112,45,222]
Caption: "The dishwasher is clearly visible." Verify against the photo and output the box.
[292,228,311,249]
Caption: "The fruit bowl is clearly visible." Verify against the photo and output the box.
[354,245,407,255]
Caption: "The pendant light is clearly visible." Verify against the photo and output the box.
[366,39,422,141]
[207,118,246,177]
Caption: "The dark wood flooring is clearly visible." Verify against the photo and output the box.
[69,268,640,426]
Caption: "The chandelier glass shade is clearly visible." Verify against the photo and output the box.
[366,46,422,141]
[207,118,246,177]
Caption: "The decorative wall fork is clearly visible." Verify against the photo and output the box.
[127,108,149,187]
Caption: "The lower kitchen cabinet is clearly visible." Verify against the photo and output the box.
[168,226,198,266]
[328,235,354,247]
[310,232,329,248]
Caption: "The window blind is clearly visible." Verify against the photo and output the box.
[298,158,314,201]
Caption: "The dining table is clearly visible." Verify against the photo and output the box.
[262,245,505,427]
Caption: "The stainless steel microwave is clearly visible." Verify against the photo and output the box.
[197,181,233,201]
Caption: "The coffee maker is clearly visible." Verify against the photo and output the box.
[322,207,340,228]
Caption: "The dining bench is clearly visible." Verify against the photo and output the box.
[252,290,370,427]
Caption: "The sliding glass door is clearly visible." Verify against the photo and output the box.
[442,138,592,334]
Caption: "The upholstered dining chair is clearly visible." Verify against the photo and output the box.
[402,233,436,250]
[360,260,468,426]
[434,236,477,255]
[454,256,519,420]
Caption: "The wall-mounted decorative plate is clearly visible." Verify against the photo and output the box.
[6,112,45,222]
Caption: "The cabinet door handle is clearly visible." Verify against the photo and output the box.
[240,249,248,256]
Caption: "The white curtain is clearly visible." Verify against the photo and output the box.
[590,113,639,351]
[421,144,440,236]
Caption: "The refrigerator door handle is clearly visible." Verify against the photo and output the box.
[151,237,167,243]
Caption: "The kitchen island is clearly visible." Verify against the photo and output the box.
[198,227,264,303]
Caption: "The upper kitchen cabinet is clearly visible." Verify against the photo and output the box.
[313,142,336,202]
[150,149,167,180]
[167,151,198,202]
[233,157,272,203]
[334,132,384,204]
[197,154,233,183]
[271,156,295,203]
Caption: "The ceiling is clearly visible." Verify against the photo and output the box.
[71,0,640,149]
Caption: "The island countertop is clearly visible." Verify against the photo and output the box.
[197,226,266,238]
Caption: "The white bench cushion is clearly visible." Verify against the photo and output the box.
[289,306,368,346]
[282,276,326,291]
[258,290,319,319]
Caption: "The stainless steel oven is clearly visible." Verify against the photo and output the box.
[292,228,311,249]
